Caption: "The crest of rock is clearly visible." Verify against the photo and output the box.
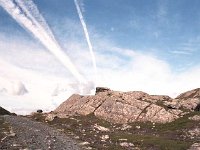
[165,88,200,111]
[54,88,184,124]
[176,88,200,99]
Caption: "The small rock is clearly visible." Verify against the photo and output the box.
[74,136,80,139]
[79,141,90,146]
[121,124,132,130]
[85,147,93,150]
[136,126,141,129]
[94,124,110,132]
[9,133,16,137]
[45,114,57,121]
[101,135,109,141]
[119,139,128,141]
[12,143,21,147]
[120,142,134,147]
[189,115,200,121]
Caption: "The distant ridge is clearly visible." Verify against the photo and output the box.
[176,88,200,99]
[0,106,11,115]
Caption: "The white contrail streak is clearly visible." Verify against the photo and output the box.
[74,0,97,84]
[15,0,55,40]
[0,0,86,83]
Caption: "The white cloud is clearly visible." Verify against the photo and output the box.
[0,33,97,115]
[1,35,200,115]
[0,57,93,115]
[170,50,192,55]
[1,11,200,115]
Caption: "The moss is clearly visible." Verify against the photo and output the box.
[155,101,170,110]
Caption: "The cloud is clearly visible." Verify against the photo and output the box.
[80,32,200,97]
[1,33,200,115]
[0,0,86,83]
[0,33,97,114]
[1,6,200,115]
[0,57,89,114]
[74,0,97,84]
[0,77,28,95]
[170,50,192,55]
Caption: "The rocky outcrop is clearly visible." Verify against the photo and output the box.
[0,106,11,115]
[165,88,200,111]
[54,89,184,124]
[165,98,200,110]
[95,87,111,94]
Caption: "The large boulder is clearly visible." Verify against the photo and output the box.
[95,87,111,94]
[54,88,183,124]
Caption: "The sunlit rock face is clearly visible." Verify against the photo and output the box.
[53,87,190,124]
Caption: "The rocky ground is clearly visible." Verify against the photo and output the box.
[0,87,200,150]
[29,111,200,150]
[0,115,81,150]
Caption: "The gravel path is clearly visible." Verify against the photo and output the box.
[0,115,81,150]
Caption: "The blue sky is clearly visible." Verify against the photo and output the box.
[1,0,200,71]
[0,0,200,71]
[0,0,200,114]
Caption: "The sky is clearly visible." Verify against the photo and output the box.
[0,0,200,114]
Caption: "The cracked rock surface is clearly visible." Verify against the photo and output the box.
[53,88,185,124]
